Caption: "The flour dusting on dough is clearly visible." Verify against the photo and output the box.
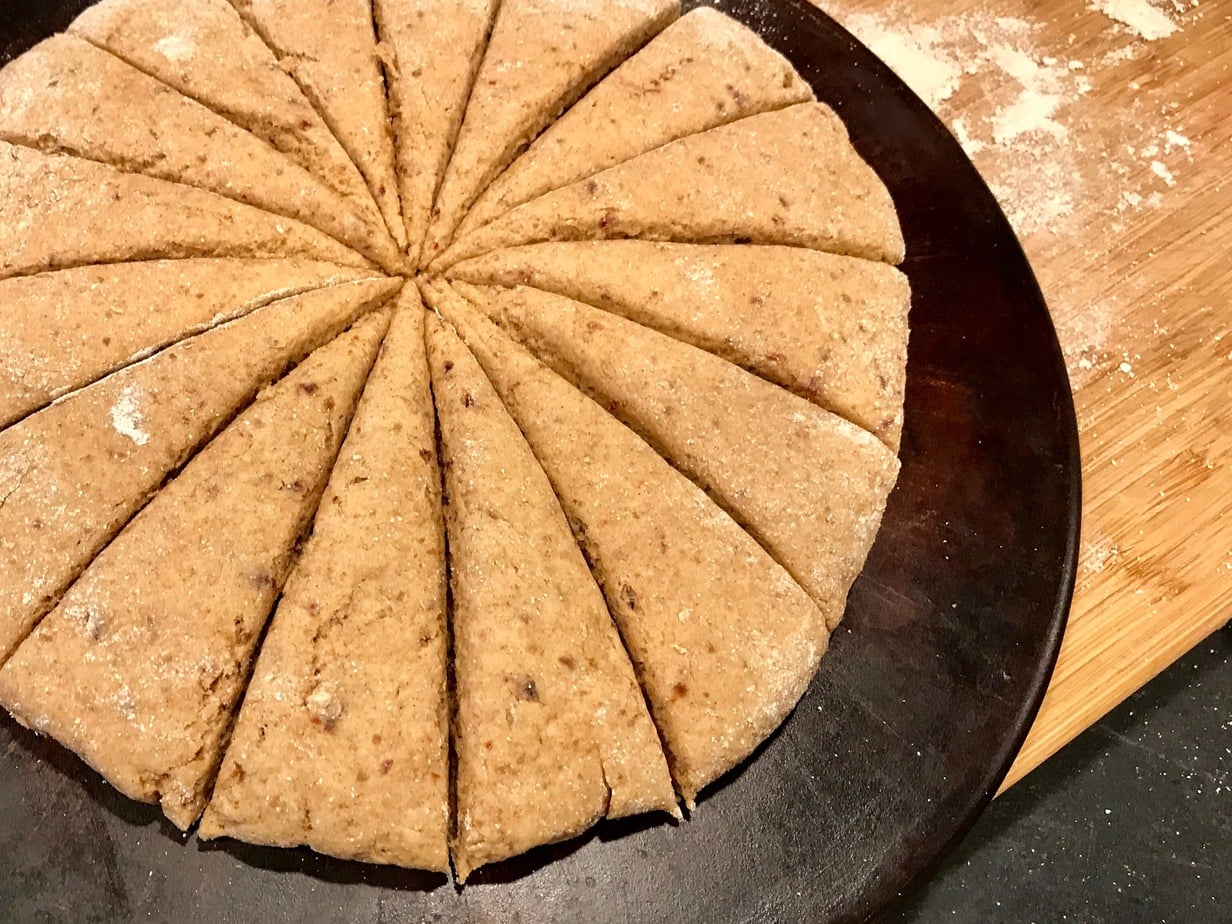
[153,33,197,65]
[110,383,150,446]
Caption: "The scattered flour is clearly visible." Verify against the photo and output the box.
[1089,0,1179,39]
[839,20,963,111]
[152,34,197,65]
[1150,160,1176,186]
[1082,534,1121,577]
[819,1,1198,388]
[110,383,150,447]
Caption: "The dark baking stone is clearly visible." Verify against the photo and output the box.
[0,1,1080,921]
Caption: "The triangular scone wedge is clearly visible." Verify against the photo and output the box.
[420,0,679,261]
[0,276,401,664]
[427,281,830,806]
[452,282,899,632]
[68,0,387,237]
[373,0,498,265]
[425,312,676,882]
[0,35,401,271]
[457,8,813,239]
[0,142,372,280]
[200,291,449,871]
[228,0,406,250]
[0,258,374,431]
[0,310,390,829]
[437,102,904,269]
[448,241,909,449]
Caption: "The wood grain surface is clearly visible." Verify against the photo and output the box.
[815,0,1232,787]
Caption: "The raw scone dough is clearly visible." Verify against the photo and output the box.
[452,281,900,631]
[68,0,386,233]
[373,0,498,265]
[0,34,402,271]
[425,310,676,882]
[229,0,407,249]
[0,141,372,280]
[0,258,373,430]
[0,276,400,664]
[426,280,831,806]
[0,2,909,880]
[0,309,391,829]
[447,241,910,448]
[200,290,450,871]
[438,102,904,269]
[457,7,813,238]
[420,0,680,260]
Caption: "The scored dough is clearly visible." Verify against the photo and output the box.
[68,0,386,234]
[426,280,831,806]
[0,258,374,431]
[447,241,910,449]
[228,0,407,250]
[200,290,450,871]
[0,276,400,665]
[420,0,680,261]
[456,7,813,239]
[373,0,498,266]
[437,102,904,269]
[0,141,372,280]
[0,35,402,271]
[0,2,909,879]
[0,309,391,829]
[425,310,676,882]
[452,281,900,631]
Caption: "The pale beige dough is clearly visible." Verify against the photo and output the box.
[457,7,814,238]
[0,276,400,664]
[0,308,391,829]
[420,0,680,261]
[447,240,909,449]
[228,0,407,250]
[426,280,831,806]
[437,102,904,269]
[425,310,676,882]
[452,281,900,632]
[0,258,374,431]
[68,0,387,236]
[373,0,498,266]
[0,141,372,280]
[200,290,449,871]
[0,34,402,271]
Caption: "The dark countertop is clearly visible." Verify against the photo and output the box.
[896,623,1232,922]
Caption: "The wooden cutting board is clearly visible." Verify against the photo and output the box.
[815,0,1232,787]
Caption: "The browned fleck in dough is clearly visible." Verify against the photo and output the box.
[451,281,900,631]
[0,276,401,665]
[0,308,391,829]
[0,258,376,430]
[457,7,813,237]
[448,241,909,448]
[228,0,407,250]
[426,280,830,806]
[0,141,373,280]
[421,0,680,260]
[425,309,676,882]
[68,0,385,233]
[373,0,498,266]
[200,289,450,871]
[437,103,904,269]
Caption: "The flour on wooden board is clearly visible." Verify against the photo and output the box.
[1089,0,1178,40]
[817,2,1199,387]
